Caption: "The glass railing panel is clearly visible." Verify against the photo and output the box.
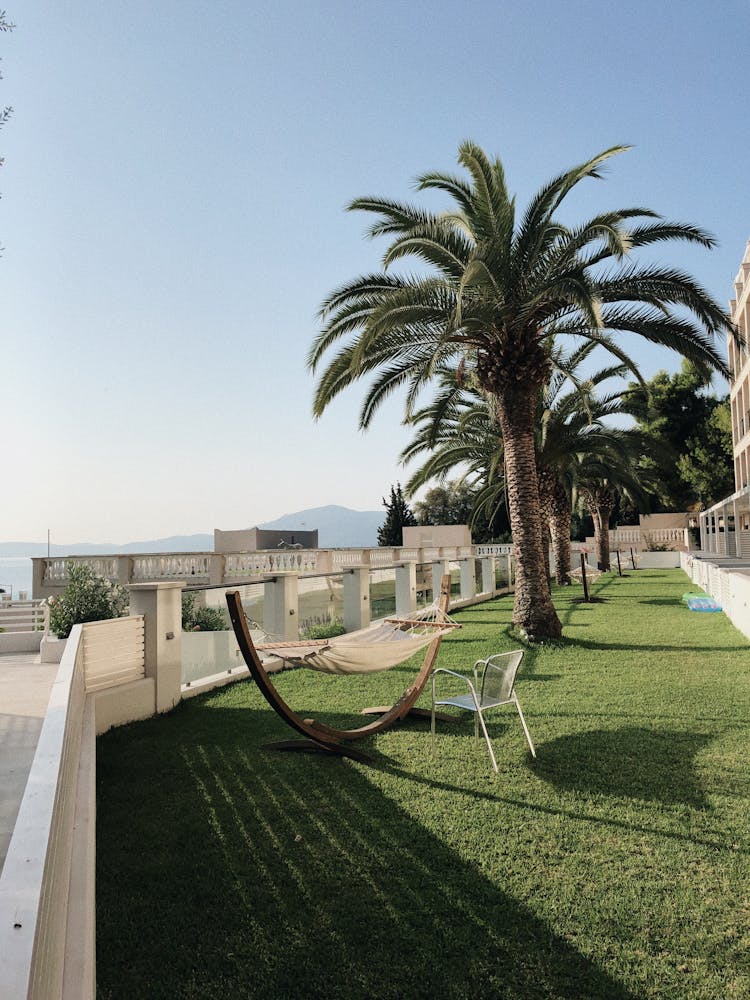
[298,574,344,636]
[181,583,264,685]
[416,563,433,608]
[448,562,461,597]
[369,567,396,619]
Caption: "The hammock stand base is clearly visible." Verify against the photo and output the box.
[225,575,456,764]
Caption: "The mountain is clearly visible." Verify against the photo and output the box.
[260,505,383,548]
[0,506,385,556]
[0,534,214,557]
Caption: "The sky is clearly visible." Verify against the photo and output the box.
[3,0,749,544]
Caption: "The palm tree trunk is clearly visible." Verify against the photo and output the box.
[583,488,613,571]
[496,390,562,640]
[537,466,563,584]
[548,477,572,585]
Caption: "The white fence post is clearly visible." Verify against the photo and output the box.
[481,557,495,594]
[264,574,299,641]
[395,563,417,616]
[460,558,476,601]
[128,582,183,714]
[432,559,451,599]
[343,567,371,632]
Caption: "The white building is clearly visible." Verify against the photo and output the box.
[699,239,750,555]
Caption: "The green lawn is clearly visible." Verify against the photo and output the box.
[96,569,750,999]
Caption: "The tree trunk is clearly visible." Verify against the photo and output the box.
[496,389,562,640]
[583,487,614,571]
[541,471,572,586]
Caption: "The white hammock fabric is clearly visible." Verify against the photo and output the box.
[255,604,460,676]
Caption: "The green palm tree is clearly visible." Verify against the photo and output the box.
[309,143,733,639]
[575,436,652,570]
[401,345,638,585]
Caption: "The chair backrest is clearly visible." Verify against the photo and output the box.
[480,650,524,704]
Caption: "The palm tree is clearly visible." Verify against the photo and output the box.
[401,346,638,586]
[575,436,651,570]
[309,143,733,639]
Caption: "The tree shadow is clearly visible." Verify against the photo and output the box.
[97,706,639,1000]
[534,726,712,808]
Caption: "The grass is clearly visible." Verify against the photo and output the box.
[96,569,750,999]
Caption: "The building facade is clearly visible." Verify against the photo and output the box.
[700,239,750,555]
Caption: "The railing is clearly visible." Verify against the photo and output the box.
[605,528,688,552]
[0,598,47,633]
[32,544,510,597]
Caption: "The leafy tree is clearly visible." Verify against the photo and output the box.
[310,142,732,639]
[677,400,733,505]
[624,361,726,510]
[413,481,475,526]
[48,563,128,639]
[377,484,417,546]
[181,592,229,632]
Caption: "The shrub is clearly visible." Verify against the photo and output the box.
[182,592,229,632]
[302,620,346,640]
[48,563,128,639]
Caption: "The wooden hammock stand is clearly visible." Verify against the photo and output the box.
[225,574,457,762]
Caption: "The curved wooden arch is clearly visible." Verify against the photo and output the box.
[225,574,453,759]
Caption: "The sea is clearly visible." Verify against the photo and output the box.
[0,557,34,598]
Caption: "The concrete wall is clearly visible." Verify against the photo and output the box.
[402,524,471,547]
[214,527,319,551]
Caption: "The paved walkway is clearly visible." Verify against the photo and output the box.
[0,652,57,873]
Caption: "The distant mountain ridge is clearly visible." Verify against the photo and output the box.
[0,506,384,556]
[260,504,382,548]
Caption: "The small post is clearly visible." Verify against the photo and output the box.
[481,556,494,595]
[264,573,299,641]
[616,550,622,577]
[580,552,590,602]
[395,562,417,616]
[459,558,476,601]
[630,547,637,570]
[343,566,370,633]
[128,581,184,713]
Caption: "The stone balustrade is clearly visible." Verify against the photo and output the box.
[31,544,516,599]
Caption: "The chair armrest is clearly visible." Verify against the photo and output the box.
[431,667,479,698]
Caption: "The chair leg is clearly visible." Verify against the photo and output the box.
[514,696,536,759]
[475,708,499,773]
[474,711,479,745]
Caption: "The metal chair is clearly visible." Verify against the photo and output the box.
[431,650,536,772]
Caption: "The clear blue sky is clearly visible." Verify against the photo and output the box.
[3,0,748,543]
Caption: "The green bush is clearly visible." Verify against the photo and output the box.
[182,592,228,632]
[48,563,128,639]
[301,620,346,640]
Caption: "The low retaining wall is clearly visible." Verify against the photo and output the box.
[681,552,750,641]
[0,630,43,653]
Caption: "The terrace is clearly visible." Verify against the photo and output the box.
[1,552,749,998]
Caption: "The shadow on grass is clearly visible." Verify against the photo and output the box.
[534,726,712,808]
[97,707,639,1000]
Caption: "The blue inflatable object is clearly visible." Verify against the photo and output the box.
[686,597,722,612]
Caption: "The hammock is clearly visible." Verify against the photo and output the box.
[255,604,459,675]
[225,574,460,761]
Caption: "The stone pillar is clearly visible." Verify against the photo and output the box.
[481,557,495,595]
[395,563,417,616]
[209,554,226,586]
[117,556,133,587]
[343,567,370,633]
[128,582,184,714]
[459,558,476,601]
[32,558,46,599]
[264,573,299,640]
[432,559,451,599]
